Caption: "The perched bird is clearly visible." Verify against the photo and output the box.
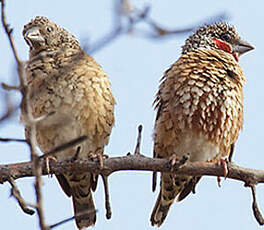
[150,23,254,226]
[22,16,115,229]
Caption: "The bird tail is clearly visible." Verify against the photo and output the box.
[56,173,97,229]
[150,173,191,227]
[73,191,96,229]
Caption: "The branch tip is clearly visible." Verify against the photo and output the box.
[134,124,143,155]
[8,177,35,215]
[250,185,264,225]
[102,175,112,219]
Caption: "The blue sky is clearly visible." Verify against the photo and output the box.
[0,0,263,229]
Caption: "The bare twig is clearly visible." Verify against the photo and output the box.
[48,209,98,229]
[0,0,21,63]
[101,175,112,219]
[0,137,26,143]
[1,1,47,229]
[84,1,229,54]
[134,125,143,155]
[38,136,88,160]
[48,216,76,229]
[0,93,18,123]
[71,146,81,162]
[2,82,20,91]
[250,185,264,225]
[8,177,35,215]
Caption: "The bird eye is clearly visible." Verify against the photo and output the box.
[220,33,231,42]
[46,26,53,32]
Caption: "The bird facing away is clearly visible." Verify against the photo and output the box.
[21,16,115,229]
[151,23,254,226]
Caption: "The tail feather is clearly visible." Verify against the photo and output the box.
[150,173,191,227]
[177,176,201,202]
[56,173,96,229]
[73,192,96,229]
[150,191,173,226]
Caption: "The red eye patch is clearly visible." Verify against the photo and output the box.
[212,38,238,62]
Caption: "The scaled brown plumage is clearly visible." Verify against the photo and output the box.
[21,16,115,229]
[151,23,254,226]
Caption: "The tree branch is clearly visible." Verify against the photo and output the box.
[8,177,35,215]
[1,154,264,226]
[0,155,263,185]
[1,1,47,229]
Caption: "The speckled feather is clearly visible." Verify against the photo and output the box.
[21,16,115,229]
[151,23,252,227]
[154,49,244,158]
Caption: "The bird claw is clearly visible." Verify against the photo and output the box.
[169,154,189,172]
[45,156,57,177]
[169,154,180,172]
[88,153,108,169]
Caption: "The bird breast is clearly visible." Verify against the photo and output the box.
[155,48,245,159]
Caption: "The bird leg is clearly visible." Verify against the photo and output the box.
[88,152,109,169]
[169,153,189,172]
[169,154,189,186]
[216,155,229,187]
[45,156,57,177]
[169,154,180,186]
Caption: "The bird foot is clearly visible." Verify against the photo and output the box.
[45,156,57,177]
[169,154,180,172]
[88,153,108,169]
[216,155,229,187]
[169,154,189,172]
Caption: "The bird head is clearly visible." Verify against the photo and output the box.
[182,23,254,61]
[23,16,81,56]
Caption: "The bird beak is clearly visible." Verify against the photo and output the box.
[24,27,45,43]
[233,38,254,56]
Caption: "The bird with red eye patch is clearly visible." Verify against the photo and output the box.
[182,23,253,61]
[150,22,254,227]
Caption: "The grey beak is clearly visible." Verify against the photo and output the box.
[24,27,45,43]
[233,38,254,56]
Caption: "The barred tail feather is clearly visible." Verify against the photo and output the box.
[150,173,191,227]
[150,191,174,227]
[73,192,96,229]
[56,173,96,229]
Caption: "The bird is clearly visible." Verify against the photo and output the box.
[21,16,115,229]
[150,23,254,226]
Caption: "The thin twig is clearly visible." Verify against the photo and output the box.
[134,125,143,155]
[84,1,229,54]
[0,93,18,124]
[48,216,75,229]
[0,0,21,64]
[1,1,47,229]
[0,137,27,143]
[101,175,111,219]
[38,136,88,160]
[8,177,35,215]
[71,146,81,162]
[250,185,264,225]
[2,82,20,91]
[48,209,98,229]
